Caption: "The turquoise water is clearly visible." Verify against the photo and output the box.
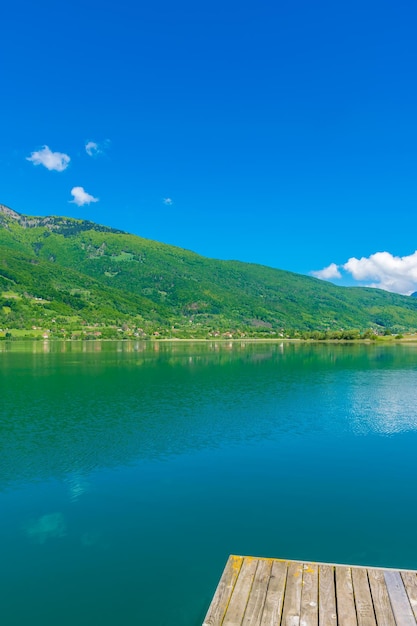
[2,340,417,625]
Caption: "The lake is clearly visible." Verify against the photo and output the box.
[1,340,417,625]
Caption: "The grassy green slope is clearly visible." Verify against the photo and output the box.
[2,205,417,334]
[0,246,171,328]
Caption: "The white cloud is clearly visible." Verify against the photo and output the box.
[163,197,173,205]
[85,139,110,156]
[70,186,99,206]
[312,250,417,295]
[85,141,100,156]
[344,251,417,295]
[27,145,70,171]
[311,263,341,280]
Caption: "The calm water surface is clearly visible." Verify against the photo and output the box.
[2,340,417,625]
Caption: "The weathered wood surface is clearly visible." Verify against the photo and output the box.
[335,566,356,626]
[319,564,337,626]
[203,556,417,626]
[368,569,396,626]
[384,571,417,626]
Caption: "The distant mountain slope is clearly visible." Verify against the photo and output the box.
[1,203,417,335]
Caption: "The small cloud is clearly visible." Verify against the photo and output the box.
[311,263,341,280]
[163,197,173,205]
[85,139,110,157]
[70,186,99,206]
[27,145,70,171]
[85,141,99,156]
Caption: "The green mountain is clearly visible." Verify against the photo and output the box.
[1,203,417,338]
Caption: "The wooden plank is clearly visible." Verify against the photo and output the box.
[281,561,303,626]
[319,565,337,626]
[335,566,357,626]
[259,559,288,626]
[402,571,417,622]
[242,559,273,625]
[203,555,244,626]
[384,570,417,626]
[300,563,319,626]
[351,568,376,626]
[222,557,259,626]
[204,556,417,626]
[367,569,396,626]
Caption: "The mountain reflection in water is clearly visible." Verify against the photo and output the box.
[2,340,417,489]
[3,340,417,626]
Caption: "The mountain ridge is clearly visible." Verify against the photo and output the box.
[1,204,417,338]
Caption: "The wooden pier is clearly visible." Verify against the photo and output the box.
[203,555,417,625]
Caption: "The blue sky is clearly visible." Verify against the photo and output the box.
[2,0,417,293]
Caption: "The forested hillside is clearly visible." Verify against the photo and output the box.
[1,204,417,338]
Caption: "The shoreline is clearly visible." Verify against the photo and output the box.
[1,335,417,345]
